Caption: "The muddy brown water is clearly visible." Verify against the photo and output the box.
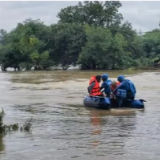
[0,69,160,160]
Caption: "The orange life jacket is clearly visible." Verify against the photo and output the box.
[89,76,102,96]
[111,81,120,91]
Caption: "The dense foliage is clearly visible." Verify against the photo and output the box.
[0,1,159,71]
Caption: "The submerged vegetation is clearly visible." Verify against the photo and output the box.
[0,1,160,71]
[0,111,32,135]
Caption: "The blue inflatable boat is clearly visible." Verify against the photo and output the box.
[83,96,146,110]
[83,96,111,109]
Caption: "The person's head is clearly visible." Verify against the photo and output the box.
[95,75,101,82]
[117,75,125,82]
[111,81,118,88]
[101,74,108,81]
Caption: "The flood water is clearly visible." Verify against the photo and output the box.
[0,69,160,160]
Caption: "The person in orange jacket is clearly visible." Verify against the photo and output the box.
[110,81,120,99]
[109,80,121,107]
[88,75,105,96]
[111,81,120,92]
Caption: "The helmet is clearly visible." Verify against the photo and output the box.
[117,75,124,82]
[101,74,108,81]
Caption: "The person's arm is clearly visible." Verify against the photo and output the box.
[100,83,105,90]
[101,83,110,97]
[100,83,106,96]
[113,83,123,94]
[87,82,96,94]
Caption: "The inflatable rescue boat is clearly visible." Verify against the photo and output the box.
[83,96,145,110]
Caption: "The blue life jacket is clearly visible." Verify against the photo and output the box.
[101,81,111,97]
[106,79,112,86]
[123,79,136,97]
[116,89,127,98]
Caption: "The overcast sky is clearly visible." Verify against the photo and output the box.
[0,1,160,32]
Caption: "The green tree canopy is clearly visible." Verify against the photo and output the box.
[49,23,86,70]
[58,1,123,27]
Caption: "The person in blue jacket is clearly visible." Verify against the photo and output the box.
[100,74,111,97]
[113,75,136,100]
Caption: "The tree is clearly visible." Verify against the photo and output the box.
[143,29,160,58]
[0,29,8,64]
[78,25,130,70]
[0,19,53,71]
[107,33,128,69]
[0,29,7,45]
[78,25,112,69]
[57,1,123,28]
[1,5,159,71]
[49,23,86,70]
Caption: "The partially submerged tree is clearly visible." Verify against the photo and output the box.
[49,23,86,70]
[0,1,159,71]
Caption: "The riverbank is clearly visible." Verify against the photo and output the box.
[1,65,160,72]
